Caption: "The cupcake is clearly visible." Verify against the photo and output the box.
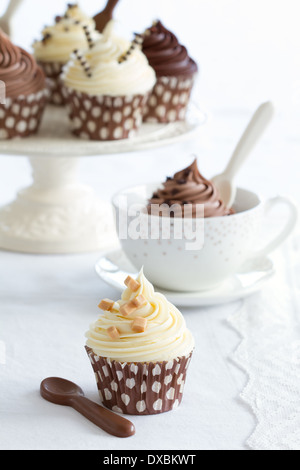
[0,31,49,140]
[32,3,100,105]
[148,158,234,217]
[85,269,194,415]
[61,24,156,140]
[140,20,198,123]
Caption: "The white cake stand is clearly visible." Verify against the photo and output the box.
[0,104,206,254]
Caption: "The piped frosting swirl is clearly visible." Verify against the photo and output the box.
[141,20,198,77]
[85,270,194,363]
[148,159,232,218]
[32,3,100,64]
[62,22,156,96]
[0,31,46,99]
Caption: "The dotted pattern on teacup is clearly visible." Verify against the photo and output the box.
[63,88,148,141]
[0,89,49,140]
[143,75,195,123]
[127,210,258,265]
[86,346,193,415]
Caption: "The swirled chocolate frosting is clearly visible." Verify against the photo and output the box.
[0,31,46,99]
[141,20,198,77]
[148,159,233,218]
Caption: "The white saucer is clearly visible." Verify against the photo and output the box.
[95,248,275,307]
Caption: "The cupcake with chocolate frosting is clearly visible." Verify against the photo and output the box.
[62,24,156,140]
[33,3,101,105]
[85,269,194,415]
[0,31,48,140]
[148,159,233,217]
[140,20,198,123]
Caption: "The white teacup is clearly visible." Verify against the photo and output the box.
[112,184,298,292]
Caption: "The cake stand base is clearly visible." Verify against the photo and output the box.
[0,156,118,254]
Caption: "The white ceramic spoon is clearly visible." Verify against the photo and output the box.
[0,0,23,37]
[212,101,275,209]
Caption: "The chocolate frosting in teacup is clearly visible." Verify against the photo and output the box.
[148,159,233,218]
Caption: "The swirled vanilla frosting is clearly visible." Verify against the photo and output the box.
[32,3,100,63]
[85,270,194,363]
[0,31,46,98]
[62,22,156,96]
[148,159,233,217]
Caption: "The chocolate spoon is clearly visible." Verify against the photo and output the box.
[93,0,120,33]
[40,377,135,438]
[212,101,275,209]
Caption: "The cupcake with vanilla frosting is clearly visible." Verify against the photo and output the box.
[61,24,156,140]
[32,3,100,105]
[0,31,49,140]
[85,269,194,415]
[140,20,198,123]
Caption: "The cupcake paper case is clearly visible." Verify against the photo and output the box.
[32,3,101,105]
[0,31,48,140]
[141,20,198,123]
[62,23,156,141]
[85,270,194,415]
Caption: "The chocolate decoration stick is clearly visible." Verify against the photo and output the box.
[40,377,135,438]
[118,34,143,63]
[73,49,92,77]
[83,24,95,49]
[93,0,120,33]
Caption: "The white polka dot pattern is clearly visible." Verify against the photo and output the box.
[86,346,193,415]
[0,88,49,140]
[38,61,66,106]
[143,74,196,123]
[63,87,149,141]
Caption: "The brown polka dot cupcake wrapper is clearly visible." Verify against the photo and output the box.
[143,74,196,123]
[38,61,66,105]
[0,88,49,140]
[63,88,148,141]
[85,346,193,415]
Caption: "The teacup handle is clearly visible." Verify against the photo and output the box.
[248,196,298,260]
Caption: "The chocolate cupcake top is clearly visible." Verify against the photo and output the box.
[141,20,198,78]
[85,270,194,363]
[148,159,232,218]
[33,3,100,64]
[0,31,46,99]
[62,22,156,96]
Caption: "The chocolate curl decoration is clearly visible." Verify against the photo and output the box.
[83,24,95,49]
[73,49,92,77]
[118,34,143,63]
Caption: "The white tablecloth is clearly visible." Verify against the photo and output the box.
[0,107,299,450]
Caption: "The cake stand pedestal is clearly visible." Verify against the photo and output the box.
[0,104,206,254]
[0,156,116,253]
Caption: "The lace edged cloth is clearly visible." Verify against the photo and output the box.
[228,234,300,450]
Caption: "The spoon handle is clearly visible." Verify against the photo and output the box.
[225,101,275,179]
[70,395,135,438]
[2,0,23,20]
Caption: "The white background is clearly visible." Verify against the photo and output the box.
[0,0,300,451]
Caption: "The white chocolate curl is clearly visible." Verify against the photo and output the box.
[85,270,194,363]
